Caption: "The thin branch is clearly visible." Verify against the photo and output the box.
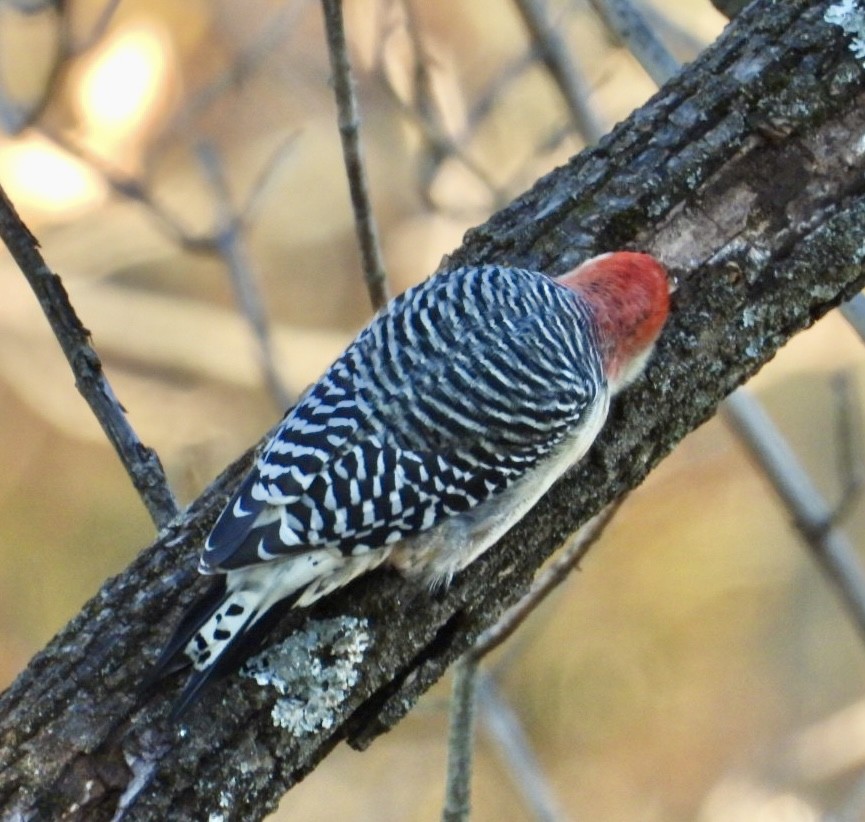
[375,1,507,210]
[39,127,300,408]
[477,673,568,822]
[0,0,122,134]
[321,0,390,310]
[195,142,293,408]
[840,293,865,344]
[73,0,123,53]
[400,0,507,204]
[442,655,479,822]
[378,81,507,210]
[44,124,301,260]
[512,0,606,143]
[470,498,625,661]
[636,0,708,58]
[40,124,215,251]
[238,130,302,226]
[441,500,623,820]
[586,0,679,86]
[722,388,865,643]
[463,48,539,136]
[0,183,179,529]
[397,0,442,139]
[156,0,309,154]
[830,372,864,524]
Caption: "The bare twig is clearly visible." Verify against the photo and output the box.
[512,0,605,143]
[40,124,214,250]
[45,124,301,262]
[0,0,122,134]
[442,500,623,820]
[74,0,124,52]
[586,0,679,86]
[0,183,179,529]
[442,655,479,822]
[320,0,390,310]
[382,87,507,210]
[464,49,539,136]
[376,1,506,209]
[722,388,865,643]
[637,0,708,58]
[196,142,293,408]
[157,0,309,153]
[41,123,300,408]
[841,293,865,344]
[238,130,301,226]
[470,498,625,661]
[0,4,65,134]
[477,673,568,822]
[831,372,864,524]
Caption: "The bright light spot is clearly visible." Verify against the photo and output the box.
[0,137,104,218]
[75,22,173,153]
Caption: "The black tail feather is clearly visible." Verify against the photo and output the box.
[170,588,307,718]
[167,633,250,720]
[145,577,305,720]
[140,578,226,701]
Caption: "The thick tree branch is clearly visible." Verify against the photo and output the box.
[2,1,865,819]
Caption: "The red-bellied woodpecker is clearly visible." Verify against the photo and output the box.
[152,252,671,715]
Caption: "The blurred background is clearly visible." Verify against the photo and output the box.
[2,1,865,819]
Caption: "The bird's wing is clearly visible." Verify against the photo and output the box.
[201,265,606,572]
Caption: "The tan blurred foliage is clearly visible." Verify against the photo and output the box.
[3,1,865,820]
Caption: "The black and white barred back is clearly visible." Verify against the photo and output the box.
[152,264,609,715]
[203,264,605,571]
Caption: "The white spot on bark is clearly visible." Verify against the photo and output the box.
[825,1,865,62]
[241,616,371,736]
[651,184,757,270]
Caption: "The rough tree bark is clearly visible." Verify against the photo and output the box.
[2,0,865,818]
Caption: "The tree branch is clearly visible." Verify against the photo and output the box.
[722,388,865,639]
[0,185,179,530]
[1,1,864,818]
[512,0,606,143]
[321,0,390,310]
[586,0,680,86]
[195,141,294,408]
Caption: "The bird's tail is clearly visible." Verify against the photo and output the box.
[145,568,304,718]
[146,551,368,718]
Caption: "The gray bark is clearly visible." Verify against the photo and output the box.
[3,0,865,818]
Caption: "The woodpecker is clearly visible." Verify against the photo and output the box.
[152,252,670,715]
